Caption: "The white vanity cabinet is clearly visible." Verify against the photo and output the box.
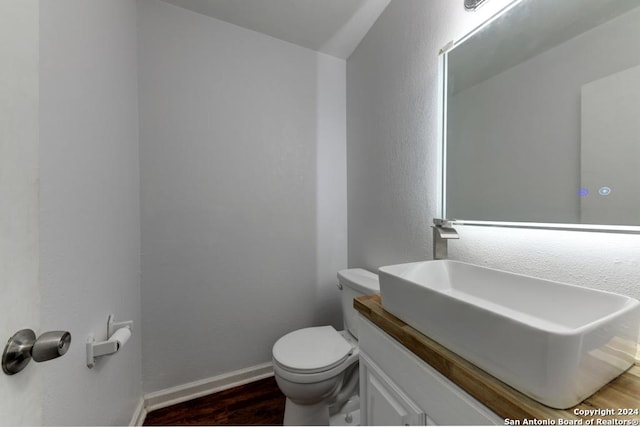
[358,315,503,426]
[360,352,428,425]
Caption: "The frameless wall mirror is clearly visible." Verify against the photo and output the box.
[442,0,640,230]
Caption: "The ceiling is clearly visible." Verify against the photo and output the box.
[159,0,391,59]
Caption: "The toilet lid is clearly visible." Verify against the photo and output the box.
[272,326,353,374]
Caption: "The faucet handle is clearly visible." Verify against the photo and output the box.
[434,226,459,239]
[433,218,454,228]
[433,219,459,238]
[432,218,459,260]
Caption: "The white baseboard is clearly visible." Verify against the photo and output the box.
[143,362,274,413]
[129,396,146,426]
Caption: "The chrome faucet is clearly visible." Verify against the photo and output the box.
[431,219,459,260]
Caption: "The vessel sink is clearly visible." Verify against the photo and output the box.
[378,260,640,409]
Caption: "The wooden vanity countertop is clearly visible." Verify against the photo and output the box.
[354,293,640,425]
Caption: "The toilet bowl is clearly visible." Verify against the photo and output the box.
[272,269,379,426]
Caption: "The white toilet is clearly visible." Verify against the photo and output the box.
[272,269,379,426]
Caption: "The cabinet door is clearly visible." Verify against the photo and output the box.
[361,354,427,426]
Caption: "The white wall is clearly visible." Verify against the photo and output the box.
[138,0,347,394]
[347,0,640,301]
[0,1,41,425]
[39,1,142,425]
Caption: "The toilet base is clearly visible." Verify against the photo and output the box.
[283,394,361,426]
[284,398,330,426]
[329,395,360,426]
[329,408,360,426]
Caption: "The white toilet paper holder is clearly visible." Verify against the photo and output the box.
[86,314,133,369]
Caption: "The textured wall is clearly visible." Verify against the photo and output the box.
[138,0,347,394]
[347,0,640,301]
[39,1,142,425]
[347,0,511,269]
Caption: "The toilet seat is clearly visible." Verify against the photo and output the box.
[273,326,353,374]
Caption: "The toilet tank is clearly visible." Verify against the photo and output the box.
[337,269,379,339]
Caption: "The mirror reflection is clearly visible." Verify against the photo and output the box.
[445,0,640,226]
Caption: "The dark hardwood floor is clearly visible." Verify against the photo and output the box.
[144,376,286,426]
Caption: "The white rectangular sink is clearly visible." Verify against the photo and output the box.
[378,260,640,409]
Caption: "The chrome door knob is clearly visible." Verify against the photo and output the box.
[2,329,72,375]
[32,331,71,362]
